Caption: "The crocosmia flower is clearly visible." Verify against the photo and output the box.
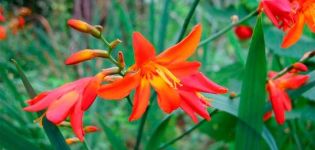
[281,0,315,48]
[24,71,107,141]
[266,64,309,124]
[97,24,228,122]
[234,25,253,40]
[260,0,295,31]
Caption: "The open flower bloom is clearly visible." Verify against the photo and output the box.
[281,0,315,48]
[23,71,107,141]
[260,0,295,31]
[98,24,228,122]
[266,67,309,124]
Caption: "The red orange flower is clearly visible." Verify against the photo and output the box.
[97,24,227,122]
[281,0,315,48]
[67,19,101,38]
[24,71,108,141]
[266,65,309,124]
[234,25,253,40]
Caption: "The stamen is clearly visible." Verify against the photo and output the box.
[154,64,182,89]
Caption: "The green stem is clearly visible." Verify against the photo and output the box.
[83,140,92,150]
[198,10,258,47]
[134,105,151,150]
[158,109,218,149]
[177,0,200,42]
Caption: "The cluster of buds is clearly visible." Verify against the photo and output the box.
[0,6,31,40]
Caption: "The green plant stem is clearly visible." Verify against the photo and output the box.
[198,10,258,47]
[83,140,92,150]
[177,0,200,42]
[134,105,151,150]
[127,95,133,106]
[158,109,218,149]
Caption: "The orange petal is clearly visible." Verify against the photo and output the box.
[98,72,140,100]
[150,76,181,113]
[132,32,156,67]
[166,61,201,78]
[70,101,85,141]
[81,78,99,111]
[303,3,315,32]
[0,26,6,40]
[156,24,202,65]
[281,14,305,48]
[282,74,309,89]
[180,100,199,123]
[65,49,108,65]
[129,78,150,121]
[46,91,79,124]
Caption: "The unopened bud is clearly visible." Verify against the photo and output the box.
[84,126,100,133]
[104,75,123,82]
[101,67,120,75]
[67,19,101,38]
[18,7,32,16]
[65,49,109,65]
[229,92,237,99]
[94,25,103,33]
[66,137,80,145]
[110,39,122,49]
[292,62,308,72]
[118,51,125,68]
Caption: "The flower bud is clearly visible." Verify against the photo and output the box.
[65,49,109,65]
[84,126,100,133]
[229,92,237,99]
[110,39,122,49]
[18,7,32,16]
[67,19,101,38]
[118,51,125,68]
[66,137,80,145]
[230,15,239,24]
[234,25,253,40]
[292,62,308,72]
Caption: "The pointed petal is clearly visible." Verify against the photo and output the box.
[166,61,201,78]
[180,100,199,123]
[70,101,85,141]
[284,74,309,89]
[179,90,210,121]
[281,14,305,48]
[98,72,140,100]
[133,32,156,67]
[26,91,50,105]
[304,3,315,32]
[156,24,202,64]
[150,76,181,113]
[46,91,79,124]
[181,72,228,94]
[129,78,150,121]
[81,78,99,111]
[281,91,292,111]
[267,81,285,124]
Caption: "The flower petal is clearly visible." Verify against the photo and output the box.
[46,91,79,124]
[150,76,181,113]
[281,14,305,48]
[180,100,199,123]
[166,61,201,78]
[267,81,285,124]
[181,72,228,94]
[81,78,99,111]
[26,91,50,105]
[70,101,85,141]
[98,72,140,100]
[129,78,150,121]
[155,24,202,65]
[281,74,309,89]
[179,90,210,121]
[133,32,156,67]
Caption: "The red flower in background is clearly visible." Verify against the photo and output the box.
[24,72,107,141]
[0,6,5,22]
[98,24,227,122]
[0,26,6,40]
[234,25,253,40]
[266,63,309,124]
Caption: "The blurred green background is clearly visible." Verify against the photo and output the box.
[1,0,315,149]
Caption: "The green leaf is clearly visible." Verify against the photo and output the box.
[11,59,70,150]
[145,115,172,150]
[97,116,127,150]
[0,121,41,150]
[235,15,267,149]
